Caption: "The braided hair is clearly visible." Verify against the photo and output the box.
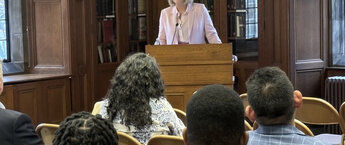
[105,53,165,129]
[53,111,118,145]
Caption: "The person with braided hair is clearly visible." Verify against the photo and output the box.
[53,111,118,145]
[98,52,185,145]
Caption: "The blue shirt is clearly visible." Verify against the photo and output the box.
[248,124,330,145]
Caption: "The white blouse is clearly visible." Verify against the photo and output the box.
[99,97,185,145]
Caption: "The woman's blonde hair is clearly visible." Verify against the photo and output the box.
[168,0,193,6]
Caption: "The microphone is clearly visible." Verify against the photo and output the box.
[171,23,179,44]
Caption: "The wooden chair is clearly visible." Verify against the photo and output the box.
[174,108,186,126]
[35,123,59,145]
[147,135,184,145]
[245,120,253,131]
[252,119,314,136]
[296,97,344,131]
[239,93,249,109]
[91,101,104,115]
[295,97,344,144]
[338,102,345,145]
[117,131,142,145]
[294,119,314,136]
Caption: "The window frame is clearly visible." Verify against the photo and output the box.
[1,0,10,62]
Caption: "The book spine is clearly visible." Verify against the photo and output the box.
[107,48,112,62]
[138,17,147,40]
[138,0,146,13]
[98,45,104,63]
[236,15,240,37]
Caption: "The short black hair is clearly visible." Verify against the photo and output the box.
[53,111,119,145]
[186,84,244,145]
[246,67,294,125]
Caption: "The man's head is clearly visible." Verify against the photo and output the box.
[184,84,247,145]
[245,67,302,125]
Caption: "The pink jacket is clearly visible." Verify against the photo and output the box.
[157,3,222,45]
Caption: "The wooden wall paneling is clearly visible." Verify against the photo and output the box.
[290,0,328,98]
[165,85,233,111]
[29,0,70,74]
[295,69,323,97]
[146,0,169,45]
[69,0,93,112]
[13,82,41,125]
[258,0,289,72]
[0,85,14,109]
[93,64,117,103]
[234,61,259,94]
[12,78,71,125]
[40,78,71,124]
[217,0,227,42]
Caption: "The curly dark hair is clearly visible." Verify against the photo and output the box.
[105,53,165,129]
[53,111,118,145]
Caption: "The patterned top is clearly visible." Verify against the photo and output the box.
[248,124,330,145]
[99,97,185,145]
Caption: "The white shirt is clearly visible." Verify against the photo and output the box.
[0,102,5,109]
[176,4,191,43]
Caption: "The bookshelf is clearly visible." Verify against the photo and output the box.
[96,0,118,64]
[128,0,148,55]
[227,0,259,61]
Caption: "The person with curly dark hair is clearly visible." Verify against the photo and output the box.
[98,52,185,145]
[53,111,118,145]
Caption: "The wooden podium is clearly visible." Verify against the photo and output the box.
[146,44,234,111]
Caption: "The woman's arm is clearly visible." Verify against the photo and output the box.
[202,4,222,44]
[158,10,167,45]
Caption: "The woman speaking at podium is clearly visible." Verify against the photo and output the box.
[156,0,222,45]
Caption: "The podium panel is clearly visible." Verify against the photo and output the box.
[146,44,233,111]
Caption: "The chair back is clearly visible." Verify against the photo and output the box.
[174,108,186,126]
[35,123,59,145]
[294,119,314,136]
[91,101,104,115]
[295,97,343,132]
[147,135,184,145]
[339,102,345,133]
[252,119,314,136]
[117,131,142,145]
[240,93,249,109]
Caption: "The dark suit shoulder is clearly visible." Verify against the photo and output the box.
[0,109,23,125]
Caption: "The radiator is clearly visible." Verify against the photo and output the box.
[324,76,345,134]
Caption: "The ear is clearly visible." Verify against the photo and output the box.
[294,90,303,109]
[245,106,256,122]
[182,128,188,145]
[240,132,249,145]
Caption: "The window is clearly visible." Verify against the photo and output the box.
[330,0,345,67]
[246,0,258,39]
[0,0,9,61]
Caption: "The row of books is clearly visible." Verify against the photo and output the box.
[228,12,246,38]
[98,44,117,63]
[129,17,147,40]
[228,0,246,10]
[128,0,146,14]
[98,19,116,44]
[97,0,115,16]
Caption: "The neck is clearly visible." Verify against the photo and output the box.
[176,3,187,14]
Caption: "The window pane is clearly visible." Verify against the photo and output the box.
[0,40,7,60]
[0,0,4,19]
[0,20,6,39]
[331,0,345,66]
